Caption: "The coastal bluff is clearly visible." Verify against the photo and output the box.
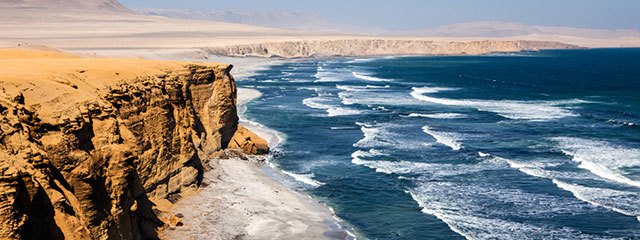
[0,49,267,239]
[204,39,581,58]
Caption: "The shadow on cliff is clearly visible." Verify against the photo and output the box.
[17,175,65,239]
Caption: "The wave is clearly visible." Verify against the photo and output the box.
[351,148,609,238]
[353,123,391,148]
[410,87,580,121]
[499,153,640,224]
[352,122,400,148]
[552,137,640,188]
[337,85,418,107]
[352,71,392,82]
[351,150,503,177]
[553,180,640,222]
[302,96,363,117]
[406,184,600,240]
[336,85,390,92]
[347,58,377,64]
[422,126,462,151]
[606,119,638,127]
[408,113,466,119]
[346,56,398,64]
[314,65,342,82]
[281,170,325,188]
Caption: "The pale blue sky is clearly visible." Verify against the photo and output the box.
[120,0,640,30]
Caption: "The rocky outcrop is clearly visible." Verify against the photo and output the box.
[0,50,267,239]
[203,39,581,58]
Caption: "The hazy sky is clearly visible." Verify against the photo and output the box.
[120,0,640,30]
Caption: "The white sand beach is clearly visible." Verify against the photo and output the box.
[160,86,353,239]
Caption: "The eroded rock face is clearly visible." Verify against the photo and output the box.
[205,39,581,58]
[0,58,267,239]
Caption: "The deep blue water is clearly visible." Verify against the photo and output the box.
[238,49,640,239]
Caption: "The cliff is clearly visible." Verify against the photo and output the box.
[204,39,581,58]
[0,49,267,239]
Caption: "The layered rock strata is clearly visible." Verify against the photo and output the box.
[204,39,581,58]
[0,49,267,239]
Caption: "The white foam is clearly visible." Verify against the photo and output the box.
[553,137,640,188]
[330,126,356,130]
[497,153,640,224]
[407,181,594,239]
[336,84,390,92]
[503,158,582,179]
[422,126,462,151]
[478,152,491,157]
[553,180,640,221]
[351,150,501,177]
[352,71,392,82]
[410,87,579,121]
[326,107,363,117]
[353,123,396,148]
[336,84,419,107]
[314,65,342,82]
[302,96,363,117]
[303,96,333,110]
[408,113,467,119]
[347,58,376,63]
[281,170,325,187]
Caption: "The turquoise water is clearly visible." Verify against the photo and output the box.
[238,49,640,239]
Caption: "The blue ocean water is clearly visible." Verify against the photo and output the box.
[238,49,640,239]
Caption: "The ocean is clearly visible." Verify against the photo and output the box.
[237,49,640,239]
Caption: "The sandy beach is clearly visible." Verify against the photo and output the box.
[160,85,353,239]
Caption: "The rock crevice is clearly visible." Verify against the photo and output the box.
[0,50,268,239]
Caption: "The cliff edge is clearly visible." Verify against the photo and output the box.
[204,39,581,58]
[0,49,267,239]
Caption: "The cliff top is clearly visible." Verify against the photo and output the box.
[0,48,229,124]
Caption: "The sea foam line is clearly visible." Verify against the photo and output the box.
[422,126,462,151]
[280,170,325,187]
[499,153,640,223]
[552,179,640,222]
[352,71,392,82]
[552,137,640,188]
[410,87,579,121]
[302,96,363,117]
[408,113,467,119]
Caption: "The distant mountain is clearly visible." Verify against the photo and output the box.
[0,0,131,12]
[412,21,640,39]
[139,9,344,31]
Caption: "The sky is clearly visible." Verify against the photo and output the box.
[119,0,640,30]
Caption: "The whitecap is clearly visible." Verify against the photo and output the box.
[353,123,396,148]
[337,86,418,107]
[497,152,640,224]
[406,185,601,240]
[280,170,325,187]
[478,152,491,157]
[553,180,640,222]
[347,58,377,63]
[352,71,392,82]
[408,113,467,119]
[302,96,363,117]
[410,87,579,121]
[314,65,342,82]
[351,150,500,177]
[422,126,462,151]
[552,137,640,188]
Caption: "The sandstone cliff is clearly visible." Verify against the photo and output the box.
[0,49,267,239]
[204,39,581,58]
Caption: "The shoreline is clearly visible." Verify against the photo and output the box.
[160,59,356,239]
